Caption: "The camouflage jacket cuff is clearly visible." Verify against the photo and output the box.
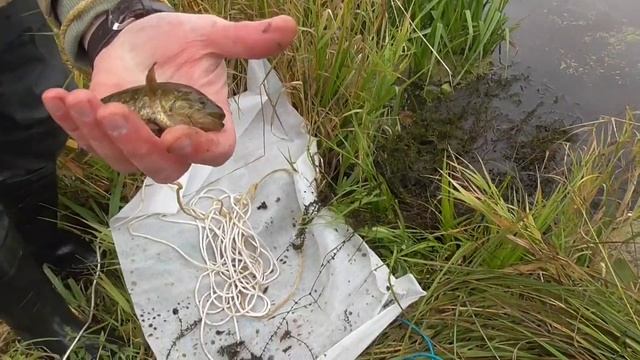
[60,0,121,71]
[37,0,120,71]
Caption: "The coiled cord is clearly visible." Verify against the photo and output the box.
[128,184,280,360]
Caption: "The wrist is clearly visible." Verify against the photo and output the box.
[84,0,175,68]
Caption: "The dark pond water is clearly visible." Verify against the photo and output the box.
[504,0,640,122]
[376,0,640,228]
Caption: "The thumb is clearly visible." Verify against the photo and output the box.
[202,15,298,59]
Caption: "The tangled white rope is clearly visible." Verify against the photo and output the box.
[128,183,280,359]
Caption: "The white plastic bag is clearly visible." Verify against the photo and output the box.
[109,60,425,359]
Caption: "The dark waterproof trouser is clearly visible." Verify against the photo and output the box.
[0,0,71,216]
[0,0,72,266]
[0,0,94,356]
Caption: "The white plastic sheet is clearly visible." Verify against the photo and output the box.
[109,59,426,360]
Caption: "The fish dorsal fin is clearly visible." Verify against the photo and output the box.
[145,62,159,97]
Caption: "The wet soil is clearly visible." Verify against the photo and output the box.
[376,71,577,229]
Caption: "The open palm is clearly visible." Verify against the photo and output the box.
[42,12,297,184]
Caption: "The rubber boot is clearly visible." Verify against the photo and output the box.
[0,203,97,359]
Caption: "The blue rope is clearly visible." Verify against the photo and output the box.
[397,318,443,360]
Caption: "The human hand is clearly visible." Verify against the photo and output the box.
[42,12,297,184]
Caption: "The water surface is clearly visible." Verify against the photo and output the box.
[503,0,640,121]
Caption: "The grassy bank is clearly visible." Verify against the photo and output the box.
[3,0,640,359]
[362,115,640,359]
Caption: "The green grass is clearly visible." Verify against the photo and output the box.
[358,115,640,359]
[400,0,510,85]
[4,0,640,359]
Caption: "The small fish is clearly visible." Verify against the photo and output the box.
[101,63,225,136]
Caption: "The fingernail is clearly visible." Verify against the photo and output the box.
[46,99,65,117]
[70,100,93,122]
[105,115,128,136]
[168,137,192,156]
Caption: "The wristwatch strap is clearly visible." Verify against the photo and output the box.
[86,0,175,68]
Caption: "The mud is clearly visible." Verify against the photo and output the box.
[377,70,577,229]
